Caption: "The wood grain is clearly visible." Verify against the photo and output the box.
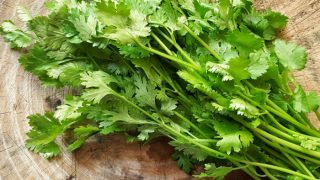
[0,0,320,179]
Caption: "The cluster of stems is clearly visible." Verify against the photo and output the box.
[119,26,320,179]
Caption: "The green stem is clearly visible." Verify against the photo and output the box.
[247,155,276,180]
[151,32,173,55]
[293,155,315,178]
[174,112,209,138]
[232,115,320,158]
[287,105,312,127]
[230,160,261,180]
[262,147,291,169]
[266,113,320,142]
[116,90,313,179]
[261,123,298,143]
[156,30,199,67]
[265,105,320,137]
[282,151,304,173]
[134,39,200,71]
[258,134,320,165]
[183,25,223,62]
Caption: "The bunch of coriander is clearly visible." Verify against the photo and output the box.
[1,0,320,179]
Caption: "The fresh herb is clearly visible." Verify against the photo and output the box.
[2,0,320,179]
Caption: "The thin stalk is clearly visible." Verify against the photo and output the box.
[265,105,320,137]
[230,160,261,180]
[240,92,320,137]
[116,89,314,179]
[259,134,320,164]
[183,25,223,62]
[174,112,209,138]
[232,115,320,158]
[247,155,277,180]
[261,123,298,143]
[293,156,315,178]
[156,30,199,67]
[134,39,201,71]
[193,139,218,143]
[151,32,173,55]
[288,105,313,127]
[266,113,320,142]
[282,152,304,173]
[261,146,292,169]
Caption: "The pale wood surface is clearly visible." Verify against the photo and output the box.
[0,0,319,179]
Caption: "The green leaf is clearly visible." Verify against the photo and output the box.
[247,50,270,79]
[137,125,157,141]
[170,140,208,161]
[148,0,182,32]
[172,152,194,173]
[47,61,94,86]
[25,113,64,158]
[17,6,33,22]
[96,1,150,43]
[194,163,233,179]
[68,3,101,41]
[119,44,151,58]
[54,96,84,121]
[293,86,320,113]
[227,57,250,81]
[134,76,157,109]
[0,21,33,48]
[68,125,100,151]
[226,26,264,57]
[274,39,307,70]
[81,71,118,104]
[307,92,320,111]
[214,120,254,154]
[243,10,288,40]
[230,98,260,118]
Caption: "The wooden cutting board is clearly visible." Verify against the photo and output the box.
[1,0,319,179]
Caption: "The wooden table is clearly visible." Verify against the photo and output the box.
[1,0,320,179]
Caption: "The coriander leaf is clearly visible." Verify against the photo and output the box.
[18,45,62,87]
[307,92,320,111]
[230,98,260,118]
[170,140,208,161]
[208,38,238,62]
[134,75,157,109]
[68,125,100,151]
[243,10,288,40]
[194,163,233,180]
[119,44,151,58]
[293,86,320,113]
[160,98,178,115]
[54,96,84,121]
[172,152,193,173]
[148,0,182,32]
[96,1,150,43]
[81,71,118,104]
[0,21,33,48]
[247,50,270,79]
[68,3,101,41]
[227,57,250,81]
[274,39,307,70]
[17,6,33,22]
[25,113,63,158]
[131,58,169,85]
[137,125,157,141]
[47,61,94,86]
[293,85,310,113]
[226,27,264,57]
[214,120,253,154]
